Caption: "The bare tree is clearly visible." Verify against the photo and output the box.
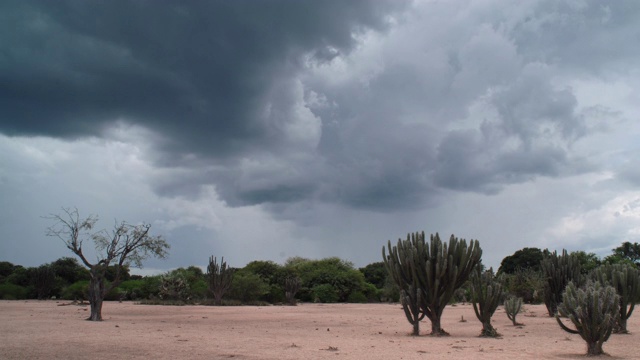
[46,208,169,321]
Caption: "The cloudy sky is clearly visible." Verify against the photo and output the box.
[2,0,640,274]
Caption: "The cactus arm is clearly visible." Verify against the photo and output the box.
[555,315,580,334]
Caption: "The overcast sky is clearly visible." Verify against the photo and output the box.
[2,0,640,274]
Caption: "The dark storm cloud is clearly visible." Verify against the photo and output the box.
[1,0,633,214]
[0,0,406,158]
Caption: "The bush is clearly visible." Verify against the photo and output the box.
[288,257,367,302]
[311,284,339,303]
[61,281,89,300]
[228,271,270,303]
[347,291,368,303]
[0,283,29,300]
[117,279,146,300]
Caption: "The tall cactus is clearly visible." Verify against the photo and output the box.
[416,233,482,336]
[504,296,523,326]
[284,276,301,306]
[383,233,425,335]
[556,281,619,356]
[541,249,583,316]
[384,232,482,336]
[207,256,234,305]
[592,263,640,333]
[470,266,504,337]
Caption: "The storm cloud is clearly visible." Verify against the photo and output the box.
[2,0,640,270]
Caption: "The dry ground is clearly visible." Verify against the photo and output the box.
[0,300,638,359]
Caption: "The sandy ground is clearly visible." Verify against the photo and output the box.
[0,300,638,359]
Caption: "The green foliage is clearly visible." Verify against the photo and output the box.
[159,273,191,302]
[504,296,523,326]
[347,291,368,303]
[470,267,504,337]
[5,266,32,287]
[556,281,619,356]
[32,264,56,300]
[61,280,89,300]
[229,271,270,303]
[541,249,583,316]
[498,248,544,274]
[359,262,388,289]
[287,257,366,303]
[572,251,601,274]
[609,242,640,266]
[502,268,544,304]
[592,263,640,333]
[116,279,145,300]
[0,283,30,300]
[0,261,17,282]
[311,284,339,303]
[50,257,90,284]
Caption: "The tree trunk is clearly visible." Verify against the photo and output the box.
[586,341,604,356]
[87,273,105,321]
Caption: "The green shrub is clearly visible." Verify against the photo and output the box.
[61,280,89,300]
[311,284,339,303]
[117,279,146,300]
[347,291,368,303]
[228,271,270,303]
[0,283,29,300]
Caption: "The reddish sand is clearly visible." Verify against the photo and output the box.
[0,300,637,359]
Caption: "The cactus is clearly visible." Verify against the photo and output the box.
[470,267,504,337]
[383,232,482,336]
[504,296,523,326]
[159,273,190,301]
[541,249,583,316]
[284,276,301,305]
[592,263,640,333]
[207,256,234,305]
[383,233,425,335]
[556,281,619,356]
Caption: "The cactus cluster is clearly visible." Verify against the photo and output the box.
[541,249,582,317]
[470,267,504,337]
[382,232,425,335]
[556,281,619,356]
[284,276,301,306]
[383,232,482,336]
[592,263,640,333]
[207,256,234,305]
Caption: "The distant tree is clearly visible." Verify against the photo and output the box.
[359,262,387,289]
[50,257,90,285]
[228,270,270,303]
[571,251,601,274]
[32,264,56,300]
[0,261,16,281]
[604,242,640,266]
[287,257,366,303]
[498,248,544,274]
[46,208,169,321]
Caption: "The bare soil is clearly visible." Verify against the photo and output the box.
[1,300,637,359]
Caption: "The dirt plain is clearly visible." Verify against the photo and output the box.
[1,300,638,359]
